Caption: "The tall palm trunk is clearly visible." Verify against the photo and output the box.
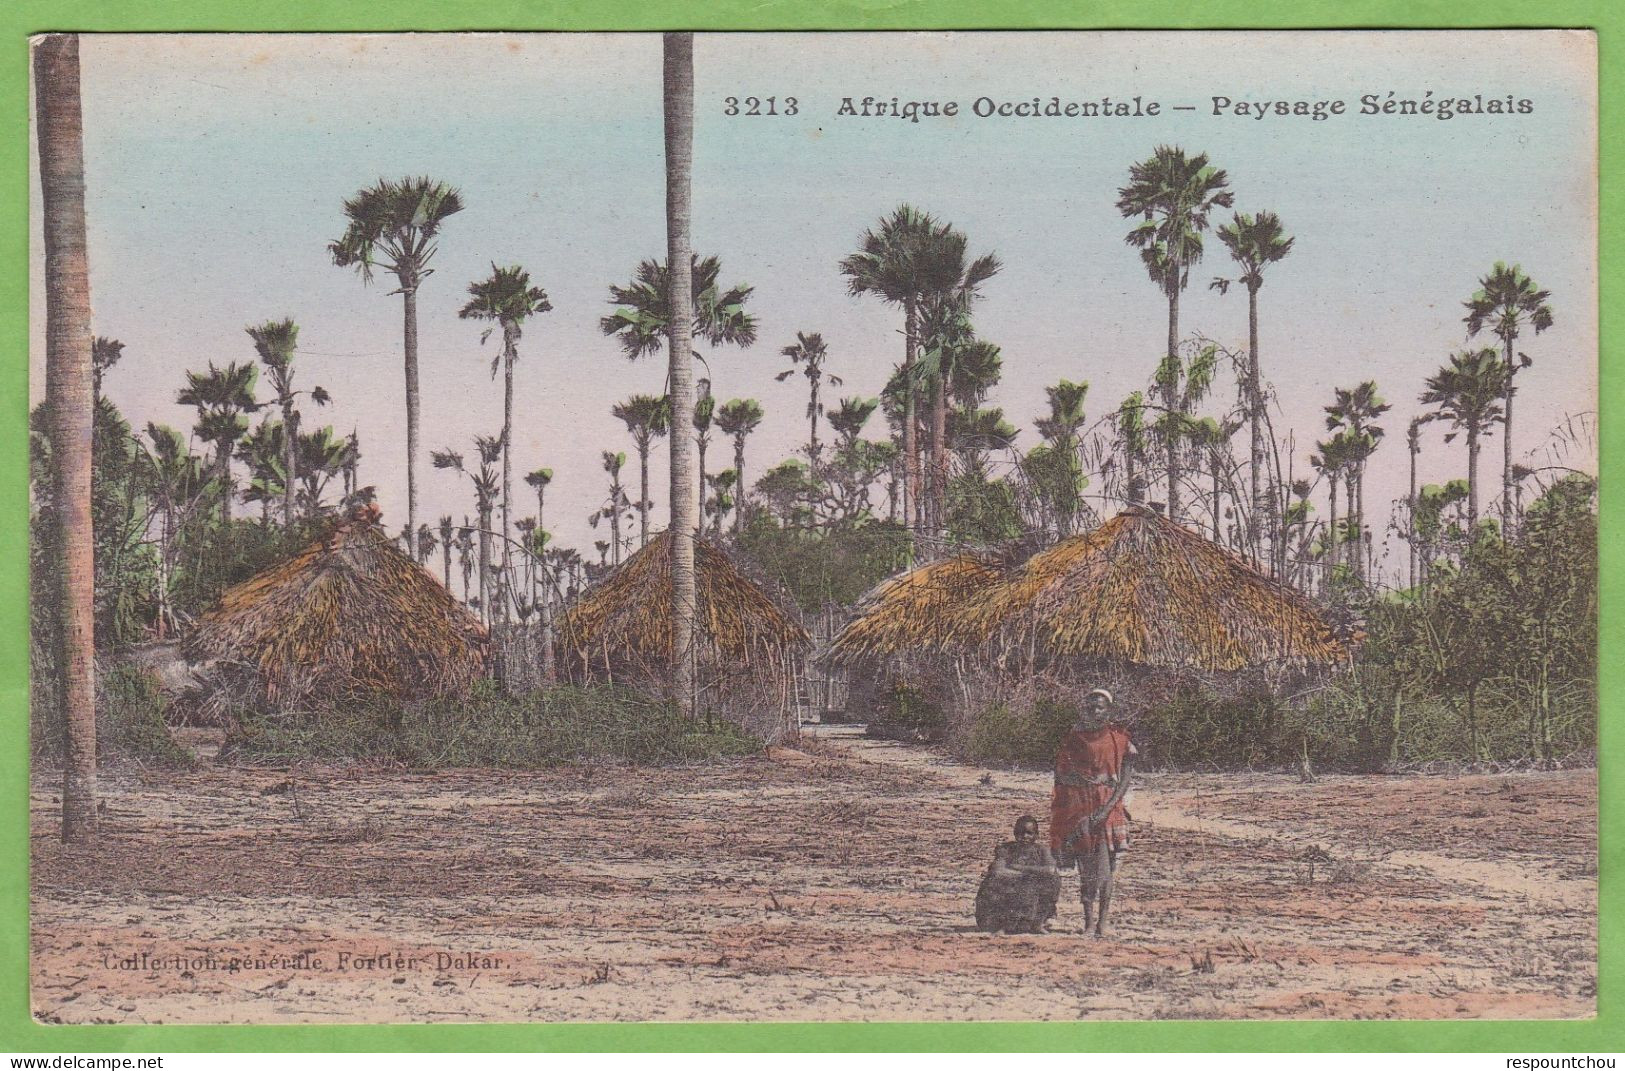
[732,436,747,537]
[1210,448,1222,542]
[1466,424,1481,529]
[1408,433,1419,591]
[1124,433,1139,506]
[1165,285,1182,523]
[1246,283,1264,564]
[402,286,421,558]
[1345,472,1358,582]
[37,33,97,843]
[500,339,515,625]
[637,444,651,546]
[441,539,453,592]
[1357,465,1369,581]
[155,508,174,639]
[1501,334,1515,534]
[1326,470,1339,577]
[902,297,920,539]
[930,369,947,542]
[477,505,491,626]
[216,446,233,526]
[664,32,699,718]
[536,484,554,682]
[808,380,820,473]
[281,395,296,528]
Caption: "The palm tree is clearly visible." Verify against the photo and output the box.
[1404,415,1435,591]
[612,393,671,547]
[828,396,880,453]
[456,520,475,606]
[236,417,286,526]
[1463,262,1555,531]
[706,468,737,535]
[1212,210,1294,562]
[36,32,96,842]
[592,450,632,566]
[459,263,553,612]
[415,523,437,567]
[662,32,698,717]
[949,405,1018,479]
[525,467,553,539]
[1148,341,1218,521]
[1187,415,1241,543]
[600,255,757,364]
[524,466,556,681]
[840,206,1000,539]
[777,330,843,473]
[247,318,329,528]
[1116,392,1149,506]
[1420,348,1511,529]
[177,360,258,526]
[340,430,362,503]
[693,385,717,506]
[433,439,501,624]
[918,291,999,538]
[1117,146,1234,523]
[1033,379,1089,535]
[294,426,352,518]
[716,398,763,535]
[948,338,1003,411]
[1324,381,1390,581]
[138,424,212,641]
[1309,436,1347,579]
[91,336,124,407]
[438,514,455,592]
[330,176,465,558]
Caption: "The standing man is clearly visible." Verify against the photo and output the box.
[1052,688,1136,936]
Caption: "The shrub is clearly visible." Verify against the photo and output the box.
[959,697,1076,768]
[32,664,194,768]
[867,678,946,739]
[221,684,762,768]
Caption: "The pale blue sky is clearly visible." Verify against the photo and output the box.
[31,31,1597,576]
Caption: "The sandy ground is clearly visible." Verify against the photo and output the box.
[30,726,1596,1023]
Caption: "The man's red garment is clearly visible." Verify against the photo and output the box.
[1051,723,1136,863]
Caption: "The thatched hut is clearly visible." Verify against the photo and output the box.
[556,530,811,741]
[826,552,1004,666]
[187,504,488,709]
[827,508,1345,744]
[964,506,1345,671]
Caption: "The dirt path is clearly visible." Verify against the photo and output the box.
[821,726,1596,912]
[30,728,1596,1023]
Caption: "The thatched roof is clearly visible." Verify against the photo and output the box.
[558,530,810,665]
[963,507,1345,670]
[830,507,1344,671]
[825,553,1005,665]
[187,504,488,703]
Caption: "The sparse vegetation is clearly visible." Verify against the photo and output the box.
[220,684,761,768]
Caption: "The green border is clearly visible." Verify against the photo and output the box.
[2,0,1615,1054]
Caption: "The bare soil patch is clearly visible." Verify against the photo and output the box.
[31,726,1595,1023]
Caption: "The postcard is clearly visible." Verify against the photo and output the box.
[28,30,1597,1024]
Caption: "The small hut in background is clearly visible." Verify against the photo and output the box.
[187,504,488,711]
[829,506,1345,737]
[827,553,1005,665]
[826,553,1005,729]
[964,506,1345,671]
[556,530,811,743]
